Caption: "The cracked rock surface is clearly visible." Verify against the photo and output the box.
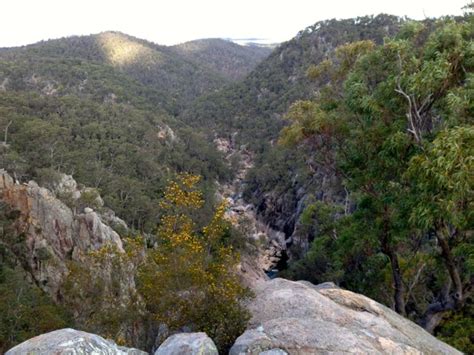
[230,278,461,355]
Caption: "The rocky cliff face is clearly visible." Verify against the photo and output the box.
[248,165,347,260]
[0,169,130,301]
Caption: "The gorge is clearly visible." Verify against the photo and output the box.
[0,8,473,354]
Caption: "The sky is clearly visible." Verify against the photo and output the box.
[0,0,468,48]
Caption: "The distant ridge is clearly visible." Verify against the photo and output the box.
[170,38,272,81]
[0,31,273,112]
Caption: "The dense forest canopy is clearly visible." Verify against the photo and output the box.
[279,13,473,352]
[183,14,405,149]
[0,33,268,231]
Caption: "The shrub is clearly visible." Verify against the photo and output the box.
[138,174,251,351]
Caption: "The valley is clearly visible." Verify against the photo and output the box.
[0,8,473,355]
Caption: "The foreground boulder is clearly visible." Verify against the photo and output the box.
[230,278,461,354]
[154,332,218,355]
[5,328,147,355]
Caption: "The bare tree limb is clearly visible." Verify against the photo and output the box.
[3,120,12,145]
[405,262,426,305]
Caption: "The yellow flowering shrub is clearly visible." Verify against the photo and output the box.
[138,174,251,351]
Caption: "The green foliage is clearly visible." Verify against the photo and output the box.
[170,38,271,81]
[184,15,404,151]
[76,188,102,211]
[63,244,144,347]
[35,167,62,190]
[0,89,229,231]
[279,13,473,352]
[59,175,252,352]
[137,175,251,352]
[407,126,474,230]
[0,30,259,232]
[436,301,474,353]
[0,266,71,354]
[209,16,409,259]
[0,32,260,114]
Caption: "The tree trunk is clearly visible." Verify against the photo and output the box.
[387,246,406,315]
[3,120,12,145]
[422,308,451,333]
[380,212,406,316]
[420,228,470,333]
[420,280,453,333]
[437,230,463,304]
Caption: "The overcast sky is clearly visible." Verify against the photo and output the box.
[0,0,468,47]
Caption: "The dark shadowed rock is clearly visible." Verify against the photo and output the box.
[5,328,147,355]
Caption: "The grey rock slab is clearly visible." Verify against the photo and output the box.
[6,328,147,355]
[154,332,217,355]
[259,350,288,355]
[229,278,461,355]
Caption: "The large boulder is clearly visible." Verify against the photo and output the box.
[154,332,218,355]
[5,328,147,355]
[230,278,461,354]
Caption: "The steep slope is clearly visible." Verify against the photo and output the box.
[190,13,472,353]
[0,90,231,231]
[0,33,237,231]
[170,38,272,81]
[0,170,143,351]
[182,15,406,259]
[183,14,404,146]
[180,18,406,253]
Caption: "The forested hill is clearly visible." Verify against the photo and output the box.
[170,38,272,81]
[0,32,272,231]
[183,14,404,147]
[0,32,270,114]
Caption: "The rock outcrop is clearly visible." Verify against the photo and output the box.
[0,170,129,300]
[230,278,461,354]
[5,328,147,355]
[6,279,462,354]
[154,332,218,355]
